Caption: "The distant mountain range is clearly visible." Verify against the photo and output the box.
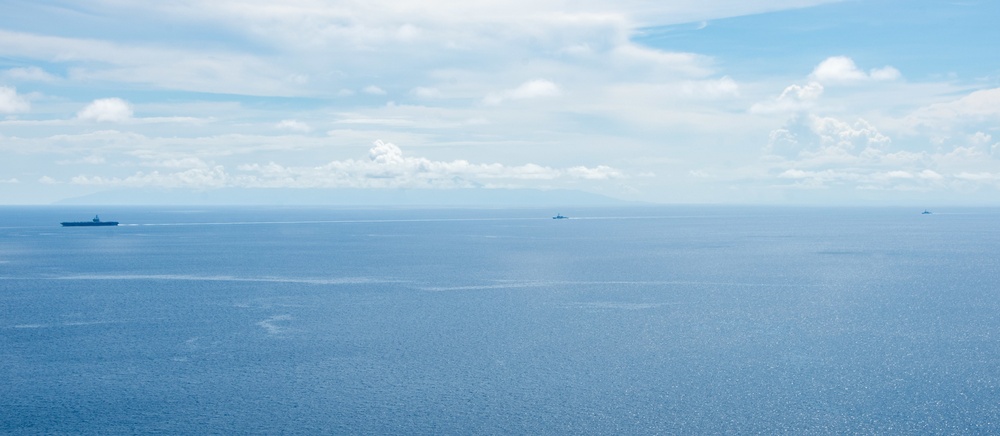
[55,187,639,207]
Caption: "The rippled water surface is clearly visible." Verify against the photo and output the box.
[2,206,1000,434]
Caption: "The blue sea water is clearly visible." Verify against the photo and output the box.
[2,205,1000,434]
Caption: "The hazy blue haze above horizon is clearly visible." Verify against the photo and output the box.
[1,1,999,206]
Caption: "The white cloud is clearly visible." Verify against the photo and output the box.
[954,172,1000,182]
[969,131,993,146]
[904,87,1000,129]
[750,82,823,114]
[0,1,843,104]
[77,98,134,122]
[0,86,30,113]
[411,87,442,98]
[941,132,1000,159]
[680,76,739,98]
[811,116,891,151]
[755,107,1000,194]
[0,29,301,97]
[368,139,405,164]
[143,157,211,169]
[772,167,950,191]
[869,66,901,81]
[882,170,914,179]
[782,82,824,101]
[507,80,560,99]
[393,23,421,41]
[774,168,863,188]
[126,0,823,71]
[602,77,740,116]
[810,56,900,83]
[765,114,890,157]
[558,43,595,57]
[3,66,58,82]
[484,79,560,105]
[276,119,312,133]
[56,155,107,165]
[5,0,995,205]
[611,44,714,77]
[363,85,387,95]
[750,80,1000,197]
[812,57,866,81]
[567,165,622,180]
[70,140,625,190]
[72,166,230,188]
[918,169,944,181]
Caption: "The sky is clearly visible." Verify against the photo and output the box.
[1,0,999,205]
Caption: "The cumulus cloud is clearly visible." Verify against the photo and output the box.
[810,56,900,83]
[752,79,1000,196]
[70,140,624,190]
[72,166,230,188]
[937,132,999,160]
[368,139,405,164]
[0,86,30,113]
[750,82,823,114]
[758,110,1000,193]
[782,82,823,100]
[811,116,891,151]
[13,1,994,204]
[484,79,560,105]
[77,98,133,122]
[325,139,619,186]
[969,131,993,146]
[765,114,890,158]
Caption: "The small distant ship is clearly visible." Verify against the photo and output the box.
[552,213,569,220]
[61,215,119,227]
[921,210,932,215]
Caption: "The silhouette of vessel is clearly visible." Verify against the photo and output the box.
[61,215,119,227]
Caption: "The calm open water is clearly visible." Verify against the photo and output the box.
[2,206,999,434]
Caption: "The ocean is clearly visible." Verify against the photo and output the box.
[2,206,999,434]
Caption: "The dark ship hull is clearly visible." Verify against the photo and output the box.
[61,221,119,227]
[61,215,118,227]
